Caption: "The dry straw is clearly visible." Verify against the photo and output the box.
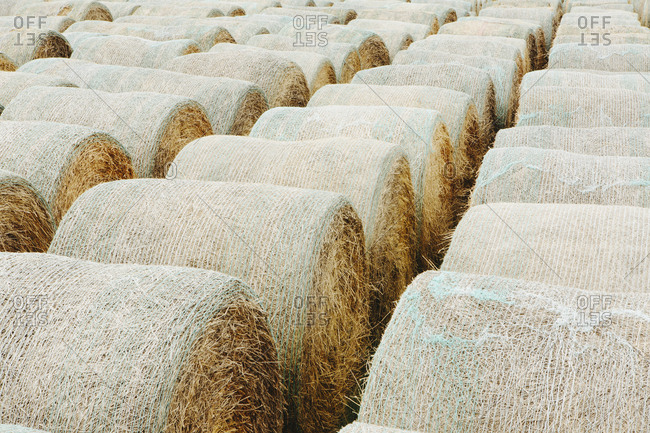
[164,52,310,108]
[0,70,75,107]
[479,6,557,49]
[393,50,520,129]
[246,34,361,83]
[441,203,650,291]
[208,43,335,96]
[0,169,55,252]
[48,179,370,433]
[0,16,75,32]
[493,126,650,157]
[471,147,650,207]
[2,86,211,178]
[19,58,268,136]
[520,69,650,95]
[353,64,497,146]
[549,43,650,72]
[0,120,134,223]
[0,30,71,67]
[0,253,284,433]
[172,135,416,340]
[343,24,413,60]
[296,6,358,24]
[14,1,113,21]
[249,105,455,268]
[516,86,650,128]
[349,18,432,41]
[359,270,650,432]
[339,423,420,433]
[356,9,440,34]
[0,53,16,71]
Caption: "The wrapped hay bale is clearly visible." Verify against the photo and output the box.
[384,3,460,25]
[241,14,293,33]
[349,19,432,41]
[560,11,641,26]
[250,105,455,267]
[0,16,76,32]
[0,30,71,67]
[57,31,108,47]
[471,147,650,208]
[0,70,75,107]
[131,4,228,17]
[48,179,370,433]
[555,24,649,37]
[262,7,341,24]
[356,9,440,34]
[0,121,134,223]
[487,0,563,16]
[19,58,268,136]
[0,253,284,433]
[172,135,416,339]
[209,43,335,96]
[103,3,141,19]
[70,34,200,69]
[441,203,650,290]
[0,170,55,253]
[164,52,310,107]
[343,26,412,61]
[493,126,650,157]
[0,426,51,433]
[567,0,636,11]
[393,50,520,128]
[520,69,650,95]
[479,6,557,49]
[549,43,650,72]
[516,87,650,128]
[2,87,211,178]
[246,34,361,83]
[353,64,497,146]
[14,1,113,21]
[358,270,650,432]
[553,32,650,45]
[339,423,419,433]
[410,0,471,14]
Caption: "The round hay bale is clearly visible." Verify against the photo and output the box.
[132,4,227,17]
[0,253,284,433]
[553,32,650,45]
[0,426,51,433]
[0,121,134,223]
[250,105,455,268]
[353,64,497,146]
[164,52,310,108]
[570,4,637,13]
[246,34,362,83]
[262,7,342,24]
[56,30,108,47]
[172,135,416,340]
[70,34,199,69]
[339,423,420,433]
[560,11,641,26]
[349,18,432,41]
[0,30,71,67]
[555,24,649,37]
[239,14,291,33]
[308,7,359,24]
[2,87,211,178]
[471,147,650,207]
[209,43,335,96]
[15,1,113,21]
[393,51,520,129]
[549,43,650,72]
[0,169,55,253]
[385,3,461,25]
[0,53,16,71]
[479,6,557,49]
[493,126,650,157]
[356,9,440,34]
[410,0,471,14]
[342,23,413,60]
[0,70,75,107]
[0,15,76,32]
[516,86,650,128]
[359,270,650,432]
[48,179,370,433]
[520,69,650,95]
[567,0,636,11]
[103,3,141,19]
[19,58,268,136]
[409,34,529,73]
[441,203,650,290]
[488,0,563,16]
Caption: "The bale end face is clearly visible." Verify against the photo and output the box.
[34,32,73,61]
[359,35,390,69]
[340,51,361,84]
[275,63,310,107]
[0,54,16,71]
[230,90,270,136]
[311,62,337,96]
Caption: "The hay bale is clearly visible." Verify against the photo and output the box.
[0,16,76,32]
[0,53,16,71]
[560,11,641,26]
[339,423,419,433]
[549,43,650,72]
[553,32,650,45]
[516,86,650,128]
[250,105,455,268]
[103,3,141,19]
[19,58,268,136]
[0,30,71,67]
[0,169,55,252]
[262,7,342,24]
[164,52,310,107]
[488,0,563,15]
[353,64,497,146]
[471,147,650,207]
[246,34,361,83]
[14,1,113,21]
[2,87,211,178]
[410,0,471,15]
[300,6,358,24]
[520,69,650,95]
[131,4,229,17]
[0,70,75,107]
[441,203,650,290]
[208,43,335,96]
[479,6,557,49]
[172,135,416,340]
[383,3,461,25]
[0,426,50,433]
[349,18,432,41]
[356,9,440,34]
[344,23,413,60]
[555,24,649,37]
[393,51,520,129]
[48,179,370,433]
[0,252,284,433]
[358,270,650,432]
[493,126,650,157]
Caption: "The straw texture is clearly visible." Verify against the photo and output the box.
[48,179,370,433]
[549,43,650,72]
[520,69,650,95]
[14,1,113,21]
[0,30,71,67]
[20,58,268,135]
[343,24,413,60]
[0,169,55,253]
[441,203,650,291]
[350,19,432,41]
[0,252,284,433]
[250,105,455,268]
[356,9,440,34]
[1,86,212,178]
[0,53,16,72]
[359,270,650,432]
[479,6,557,49]
[383,3,460,25]
[0,71,74,107]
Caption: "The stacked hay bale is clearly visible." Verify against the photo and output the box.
[480,6,558,49]
[520,70,650,95]
[0,30,71,67]
[249,105,455,268]
[357,270,650,432]
[0,170,55,253]
[355,9,440,35]
[1,86,212,178]
[0,253,284,433]
[48,179,371,433]
[19,58,268,136]
[164,51,310,107]
[381,3,463,24]
[13,1,113,21]
[342,24,413,60]
[102,3,142,19]
[549,44,650,71]
[0,71,75,108]
[349,18,431,41]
